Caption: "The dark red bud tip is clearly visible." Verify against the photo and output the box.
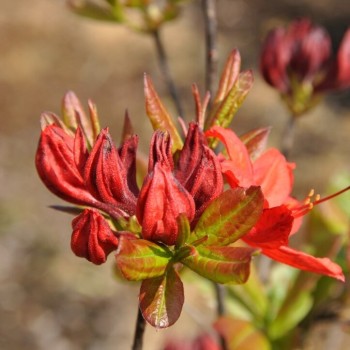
[148,131,173,171]
[71,209,118,265]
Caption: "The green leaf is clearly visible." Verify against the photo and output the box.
[212,49,241,108]
[182,245,257,284]
[144,74,183,152]
[139,266,184,328]
[227,265,268,320]
[214,317,271,350]
[267,291,313,340]
[115,237,172,281]
[206,70,253,131]
[175,214,191,249]
[193,186,264,246]
[68,0,124,22]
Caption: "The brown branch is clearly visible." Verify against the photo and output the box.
[152,29,184,117]
[201,0,218,98]
[132,307,146,350]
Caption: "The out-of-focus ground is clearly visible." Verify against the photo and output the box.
[0,0,349,349]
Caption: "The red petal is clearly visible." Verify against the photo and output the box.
[253,148,295,207]
[262,245,345,281]
[206,126,253,187]
[243,206,293,249]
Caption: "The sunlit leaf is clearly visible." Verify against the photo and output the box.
[144,74,183,152]
[213,49,241,107]
[206,70,253,131]
[115,237,172,281]
[214,317,271,350]
[193,186,264,246]
[240,127,271,160]
[139,266,184,328]
[182,245,257,284]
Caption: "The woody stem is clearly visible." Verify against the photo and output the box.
[132,307,146,350]
[152,29,184,118]
[202,0,218,99]
[213,283,228,350]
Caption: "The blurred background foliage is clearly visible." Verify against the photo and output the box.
[0,0,349,349]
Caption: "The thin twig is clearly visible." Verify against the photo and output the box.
[281,115,296,159]
[213,283,228,350]
[152,29,184,117]
[201,0,218,98]
[132,307,146,350]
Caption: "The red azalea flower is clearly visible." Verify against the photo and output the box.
[260,18,350,94]
[206,126,294,207]
[206,125,345,281]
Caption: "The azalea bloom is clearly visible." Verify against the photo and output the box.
[36,106,223,260]
[206,125,345,281]
[260,18,350,115]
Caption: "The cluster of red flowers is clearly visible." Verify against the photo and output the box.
[35,90,344,279]
[35,38,348,326]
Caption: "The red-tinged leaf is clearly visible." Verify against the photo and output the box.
[214,317,271,350]
[40,112,68,132]
[62,91,86,131]
[253,148,295,207]
[213,49,241,107]
[206,70,253,130]
[87,99,101,142]
[182,245,257,284]
[206,126,253,187]
[144,74,183,152]
[193,187,264,246]
[262,245,345,281]
[243,206,293,249]
[192,84,210,129]
[116,237,172,281]
[120,110,134,142]
[139,266,184,328]
[240,127,271,160]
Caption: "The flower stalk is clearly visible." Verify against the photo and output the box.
[132,307,146,350]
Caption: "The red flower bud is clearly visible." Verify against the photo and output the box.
[84,128,138,217]
[176,123,223,220]
[35,125,97,206]
[261,18,350,97]
[71,209,118,265]
[260,19,331,93]
[136,132,195,246]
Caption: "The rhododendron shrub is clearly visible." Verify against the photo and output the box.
[35,49,348,339]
